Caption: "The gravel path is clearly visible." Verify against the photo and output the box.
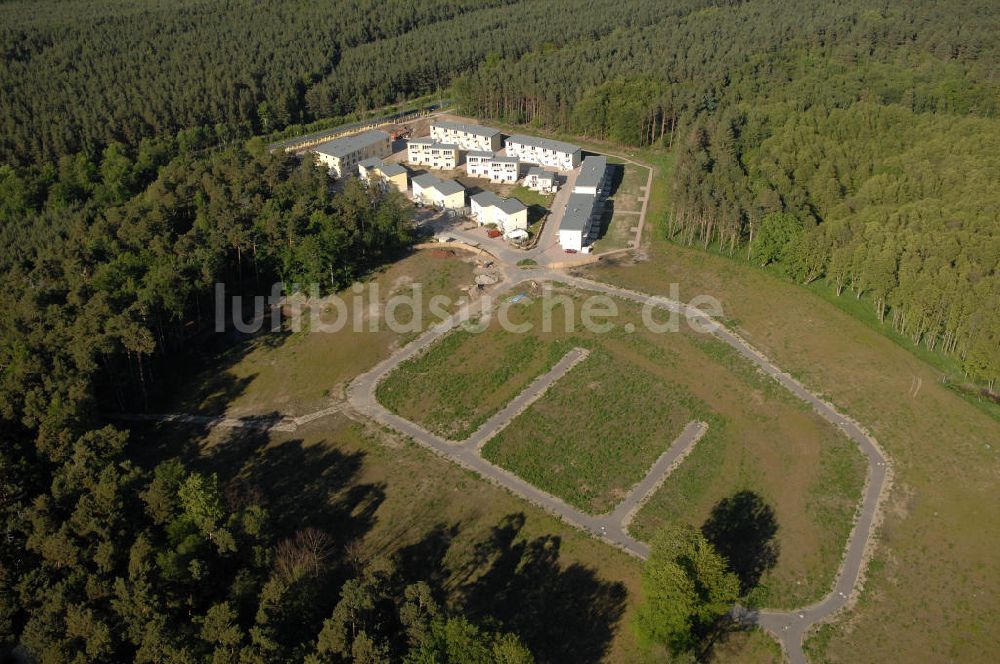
[347,326,710,559]
[558,273,892,663]
[464,347,591,450]
[124,147,890,663]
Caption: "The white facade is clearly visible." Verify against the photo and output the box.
[470,192,528,234]
[312,130,391,178]
[525,167,557,194]
[406,139,459,170]
[411,174,465,210]
[505,134,581,170]
[431,120,502,152]
[558,228,584,252]
[466,151,494,177]
[573,155,609,197]
[558,192,599,251]
[465,151,518,183]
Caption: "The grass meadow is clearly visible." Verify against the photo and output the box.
[377,286,866,608]
[158,250,475,418]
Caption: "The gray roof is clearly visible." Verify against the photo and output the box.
[497,198,527,215]
[527,166,555,180]
[561,193,596,233]
[506,134,580,155]
[433,179,465,196]
[358,157,383,169]
[409,139,459,151]
[575,156,607,189]
[471,191,503,208]
[412,173,440,188]
[379,163,407,177]
[313,130,390,158]
[467,150,494,159]
[433,120,501,138]
[491,155,518,164]
[472,191,525,215]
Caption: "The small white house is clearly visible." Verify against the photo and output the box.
[411,173,466,210]
[470,191,528,234]
[524,166,557,193]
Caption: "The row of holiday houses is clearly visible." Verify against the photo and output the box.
[310,120,607,249]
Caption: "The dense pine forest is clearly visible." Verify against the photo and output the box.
[453,0,1000,387]
[1,0,998,661]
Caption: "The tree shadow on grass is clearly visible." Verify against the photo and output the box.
[452,513,627,664]
[701,490,779,595]
[216,431,385,544]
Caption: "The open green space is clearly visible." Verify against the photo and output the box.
[160,250,475,418]
[591,208,639,252]
[608,161,646,212]
[483,349,702,514]
[585,236,1000,660]
[509,184,554,210]
[380,285,866,607]
[376,324,574,441]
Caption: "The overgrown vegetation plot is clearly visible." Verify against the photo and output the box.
[483,349,702,514]
[376,326,574,440]
[380,289,866,608]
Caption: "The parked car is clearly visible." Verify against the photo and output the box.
[564,248,578,254]
[487,229,502,238]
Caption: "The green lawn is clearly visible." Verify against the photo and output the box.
[509,185,554,209]
[376,325,574,440]
[158,250,475,418]
[591,208,640,252]
[483,349,704,514]
[585,235,1000,661]
[377,286,866,608]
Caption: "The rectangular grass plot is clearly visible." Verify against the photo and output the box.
[481,350,706,514]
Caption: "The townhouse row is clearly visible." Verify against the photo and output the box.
[557,156,609,252]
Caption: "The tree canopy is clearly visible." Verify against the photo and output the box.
[634,525,740,656]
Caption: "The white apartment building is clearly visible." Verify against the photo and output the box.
[430,120,502,152]
[524,166,557,194]
[470,191,528,235]
[573,156,609,197]
[406,139,459,170]
[505,134,581,170]
[465,151,519,183]
[558,192,601,252]
[411,173,466,210]
[312,130,391,178]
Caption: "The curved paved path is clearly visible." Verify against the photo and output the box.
[129,259,891,662]
[346,322,710,558]
[124,147,890,662]
[557,273,892,663]
[345,266,891,662]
